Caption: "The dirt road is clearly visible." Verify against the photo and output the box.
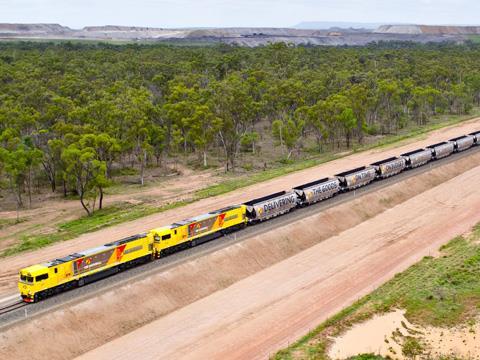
[0,119,479,298]
[76,163,480,360]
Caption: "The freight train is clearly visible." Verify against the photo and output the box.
[18,131,480,302]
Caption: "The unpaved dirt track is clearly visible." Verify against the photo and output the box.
[76,165,480,360]
[0,119,479,298]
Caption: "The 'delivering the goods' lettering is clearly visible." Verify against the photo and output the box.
[311,182,337,195]
[263,196,296,212]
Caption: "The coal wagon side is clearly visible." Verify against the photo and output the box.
[335,166,376,191]
[469,131,480,144]
[449,135,475,152]
[370,157,406,179]
[243,191,297,222]
[401,148,433,169]
[293,177,340,206]
[427,141,454,159]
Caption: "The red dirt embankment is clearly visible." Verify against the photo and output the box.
[0,151,479,359]
[0,119,479,298]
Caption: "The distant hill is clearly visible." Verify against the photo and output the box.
[294,21,381,30]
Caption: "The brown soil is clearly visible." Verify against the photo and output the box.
[0,120,479,298]
[0,153,479,359]
[328,309,480,359]
[328,309,409,358]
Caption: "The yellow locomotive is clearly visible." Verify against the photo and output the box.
[18,205,247,302]
[19,233,153,302]
[150,205,247,258]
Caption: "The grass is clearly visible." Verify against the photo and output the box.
[0,218,26,230]
[274,223,480,359]
[2,109,480,257]
[195,156,337,199]
[347,355,387,360]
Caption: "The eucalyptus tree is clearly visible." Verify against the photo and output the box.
[61,142,109,216]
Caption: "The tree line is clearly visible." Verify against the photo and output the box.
[1,41,480,215]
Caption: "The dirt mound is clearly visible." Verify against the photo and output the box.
[1,153,479,360]
[375,25,423,34]
[78,26,187,39]
[419,25,480,35]
[185,28,323,38]
[376,24,480,35]
[82,26,165,32]
[0,23,71,34]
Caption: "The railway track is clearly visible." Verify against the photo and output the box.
[0,145,479,329]
[0,301,26,316]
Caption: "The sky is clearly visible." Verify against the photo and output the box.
[1,0,479,29]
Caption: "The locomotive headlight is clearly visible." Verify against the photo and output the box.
[154,234,160,243]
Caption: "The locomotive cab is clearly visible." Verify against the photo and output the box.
[18,264,50,302]
[150,226,178,257]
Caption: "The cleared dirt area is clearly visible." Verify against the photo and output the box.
[0,150,479,359]
[0,119,479,299]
